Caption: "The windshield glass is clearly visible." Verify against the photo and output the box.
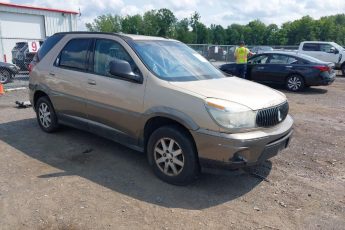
[129,40,225,81]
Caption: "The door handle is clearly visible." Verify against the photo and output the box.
[285,66,293,68]
[49,72,55,76]
[88,79,96,85]
[257,67,265,70]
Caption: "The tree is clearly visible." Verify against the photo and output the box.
[85,14,122,32]
[121,15,143,34]
[86,10,345,46]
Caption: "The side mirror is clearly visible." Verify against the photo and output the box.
[329,47,339,54]
[109,59,143,84]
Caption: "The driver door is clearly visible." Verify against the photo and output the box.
[319,43,340,63]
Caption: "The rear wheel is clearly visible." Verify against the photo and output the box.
[0,70,11,84]
[36,96,59,133]
[286,74,304,91]
[341,64,345,76]
[147,125,199,185]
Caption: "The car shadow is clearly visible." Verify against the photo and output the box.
[266,84,328,95]
[0,118,272,210]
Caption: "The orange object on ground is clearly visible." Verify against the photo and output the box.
[0,83,4,95]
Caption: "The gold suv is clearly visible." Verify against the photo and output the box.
[29,32,293,185]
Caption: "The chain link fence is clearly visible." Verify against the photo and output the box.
[0,37,40,90]
[187,44,299,63]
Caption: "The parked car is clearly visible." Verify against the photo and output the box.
[12,42,28,70]
[219,52,336,91]
[297,41,345,75]
[251,46,273,54]
[29,32,293,185]
[11,42,27,63]
[0,61,20,84]
[207,45,226,61]
[24,41,44,70]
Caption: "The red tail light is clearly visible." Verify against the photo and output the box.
[28,62,36,73]
[313,65,330,72]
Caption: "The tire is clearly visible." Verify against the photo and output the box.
[0,69,11,84]
[147,125,199,185]
[286,74,305,92]
[35,96,59,133]
[341,64,345,76]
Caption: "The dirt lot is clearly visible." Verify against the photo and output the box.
[0,78,344,230]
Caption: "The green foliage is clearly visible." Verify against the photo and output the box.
[86,10,345,45]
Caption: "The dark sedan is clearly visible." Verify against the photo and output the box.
[0,62,20,84]
[219,52,336,91]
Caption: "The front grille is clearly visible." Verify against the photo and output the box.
[256,102,289,127]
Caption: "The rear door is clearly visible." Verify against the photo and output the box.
[49,38,91,120]
[301,43,322,60]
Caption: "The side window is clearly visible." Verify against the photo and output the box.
[268,54,289,64]
[287,57,298,64]
[302,43,320,51]
[93,39,138,77]
[248,55,268,64]
[320,44,334,53]
[58,38,91,71]
[37,34,64,61]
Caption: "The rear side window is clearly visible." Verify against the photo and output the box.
[37,34,64,61]
[302,43,320,51]
[58,38,92,71]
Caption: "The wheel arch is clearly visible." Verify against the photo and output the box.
[142,115,199,163]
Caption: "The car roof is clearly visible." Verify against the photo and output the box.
[256,51,298,56]
[54,31,173,41]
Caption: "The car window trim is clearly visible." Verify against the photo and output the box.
[56,38,93,73]
[89,38,143,83]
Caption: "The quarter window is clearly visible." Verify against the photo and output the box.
[93,39,138,77]
[58,39,91,71]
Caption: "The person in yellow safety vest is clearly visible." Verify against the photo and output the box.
[234,41,253,79]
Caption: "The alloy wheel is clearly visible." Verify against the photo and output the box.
[0,71,10,84]
[38,102,52,128]
[154,137,185,176]
[287,76,302,91]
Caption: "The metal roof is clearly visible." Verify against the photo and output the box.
[0,2,78,14]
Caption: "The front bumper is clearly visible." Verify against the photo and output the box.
[191,115,294,169]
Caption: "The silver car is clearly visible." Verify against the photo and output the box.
[29,32,293,185]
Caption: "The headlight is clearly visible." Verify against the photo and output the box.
[205,98,257,130]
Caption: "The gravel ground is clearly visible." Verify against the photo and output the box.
[0,78,344,230]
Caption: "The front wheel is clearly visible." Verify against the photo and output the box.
[286,75,304,91]
[0,70,11,84]
[341,65,345,76]
[147,125,199,185]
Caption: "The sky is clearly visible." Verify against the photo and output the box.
[2,0,345,30]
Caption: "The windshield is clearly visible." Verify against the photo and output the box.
[129,40,225,81]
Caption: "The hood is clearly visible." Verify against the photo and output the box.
[169,77,287,110]
[0,62,17,68]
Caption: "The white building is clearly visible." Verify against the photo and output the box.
[0,2,78,63]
